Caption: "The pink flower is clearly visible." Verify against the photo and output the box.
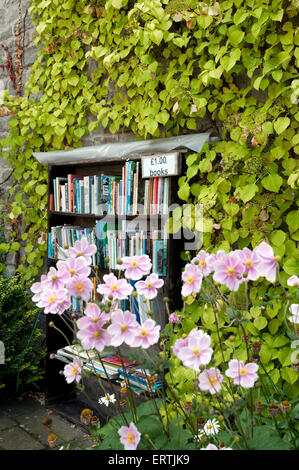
[213,252,244,291]
[135,273,164,300]
[118,422,141,450]
[201,444,232,450]
[77,322,111,352]
[67,236,97,265]
[121,255,152,280]
[43,266,68,291]
[57,257,90,281]
[254,241,278,283]
[67,276,93,302]
[107,310,139,347]
[237,247,260,281]
[191,250,213,276]
[31,275,47,302]
[172,329,202,356]
[173,330,213,371]
[225,359,259,388]
[56,296,71,315]
[76,303,110,330]
[130,319,160,349]
[289,304,299,324]
[63,357,82,384]
[182,264,202,297]
[287,275,299,287]
[97,273,133,300]
[207,250,227,271]
[197,367,224,395]
[37,288,69,314]
[169,313,179,323]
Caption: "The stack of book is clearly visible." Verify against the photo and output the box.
[118,366,164,394]
[50,162,169,216]
[54,345,135,380]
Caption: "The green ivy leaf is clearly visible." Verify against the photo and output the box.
[274,117,290,134]
[261,174,283,192]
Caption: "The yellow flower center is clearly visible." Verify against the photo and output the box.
[186,275,194,284]
[227,267,236,276]
[140,329,148,338]
[208,375,218,387]
[70,269,76,275]
[75,283,84,293]
[121,324,128,332]
[76,251,83,257]
[48,296,57,304]
[240,367,248,376]
[146,283,153,289]
[199,260,206,268]
[126,432,135,444]
[93,331,101,339]
[207,424,213,429]
[52,275,57,281]
[193,348,201,357]
[130,260,138,268]
[71,366,78,375]
[92,317,98,323]
[111,284,118,291]
[245,259,253,268]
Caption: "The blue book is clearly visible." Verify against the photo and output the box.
[126,161,132,215]
[153,239,165,276]
[75,179,80,213]
[129,280,141,324]
[89,176,93,214]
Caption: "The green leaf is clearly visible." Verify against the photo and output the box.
[283,257,299,275]
[254,316,267,330]
[150,30,163,46]
[237,183,259,203]
[248,426,291,450]
[270,230,286,247]
[36,184,47,196]
[261,174,283,192]
[286,211,299,231]
[281,367,298,385]
[274,117,290,134]
[178,182,190,201]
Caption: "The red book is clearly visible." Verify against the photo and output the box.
[153,177,158,215]
[101,354,135,369]
[67,174,84,212]
[49,194,54,211]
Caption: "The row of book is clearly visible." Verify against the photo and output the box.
[50,162,169,216]
[48,222,167,277]
[95,220,167,275]
[55,345,164,394]
[48,226,97,263]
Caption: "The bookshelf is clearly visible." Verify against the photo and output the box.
[45,151,186,416]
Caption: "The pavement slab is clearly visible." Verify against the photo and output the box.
[0,393,95,450]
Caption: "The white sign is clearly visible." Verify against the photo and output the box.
[141,152,180,178]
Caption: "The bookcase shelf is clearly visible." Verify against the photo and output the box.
[45,152,185,415]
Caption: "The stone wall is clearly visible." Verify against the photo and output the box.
[0,0,36,274]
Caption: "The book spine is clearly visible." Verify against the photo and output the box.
[84,176,89,213]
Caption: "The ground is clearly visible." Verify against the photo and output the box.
[0,392,97,450]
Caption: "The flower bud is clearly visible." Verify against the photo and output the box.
[64,244,69,250]
[267,403,280,417]
[274,255,281,262]
[280,400,291,414]
[104,257,110,264]
[132,291,138,298]
[49,321,55,328]
[117,259,123,265]
[47,433,57,448]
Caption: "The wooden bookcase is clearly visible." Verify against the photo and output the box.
[45,151,187,415]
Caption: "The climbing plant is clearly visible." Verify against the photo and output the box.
[0,0,297,396]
